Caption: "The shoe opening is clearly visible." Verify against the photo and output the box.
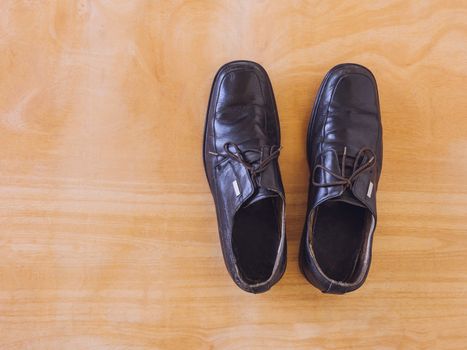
[311,201,374,283]
[232,196,282,285]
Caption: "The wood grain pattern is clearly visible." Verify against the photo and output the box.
[0,1,466,349]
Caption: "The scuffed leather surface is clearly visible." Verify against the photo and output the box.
[204,61,286,293]
[300,63,383,294]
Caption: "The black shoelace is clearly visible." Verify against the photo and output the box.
[312,146,376,189]
[209,142,282,180]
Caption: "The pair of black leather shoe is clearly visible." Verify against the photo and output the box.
[203,61,382,294]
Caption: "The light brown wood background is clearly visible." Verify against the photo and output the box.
[0,1,466,349]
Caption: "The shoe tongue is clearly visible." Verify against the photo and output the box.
[236,146,279,207]
[243,187,278,207]
[329,188,366,208]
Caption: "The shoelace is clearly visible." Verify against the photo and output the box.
[209,142,282,180]
[312,146,376,189]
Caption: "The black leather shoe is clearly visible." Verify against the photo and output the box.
[203,61,286,293]
[300,63,383,294]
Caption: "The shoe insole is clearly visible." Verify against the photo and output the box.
[312,201,366,282]
[232,197,280,284]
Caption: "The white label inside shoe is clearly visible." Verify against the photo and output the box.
[232,180,241,197]
[367,181,374,198]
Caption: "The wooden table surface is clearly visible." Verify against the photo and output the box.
[1,1,466,349]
